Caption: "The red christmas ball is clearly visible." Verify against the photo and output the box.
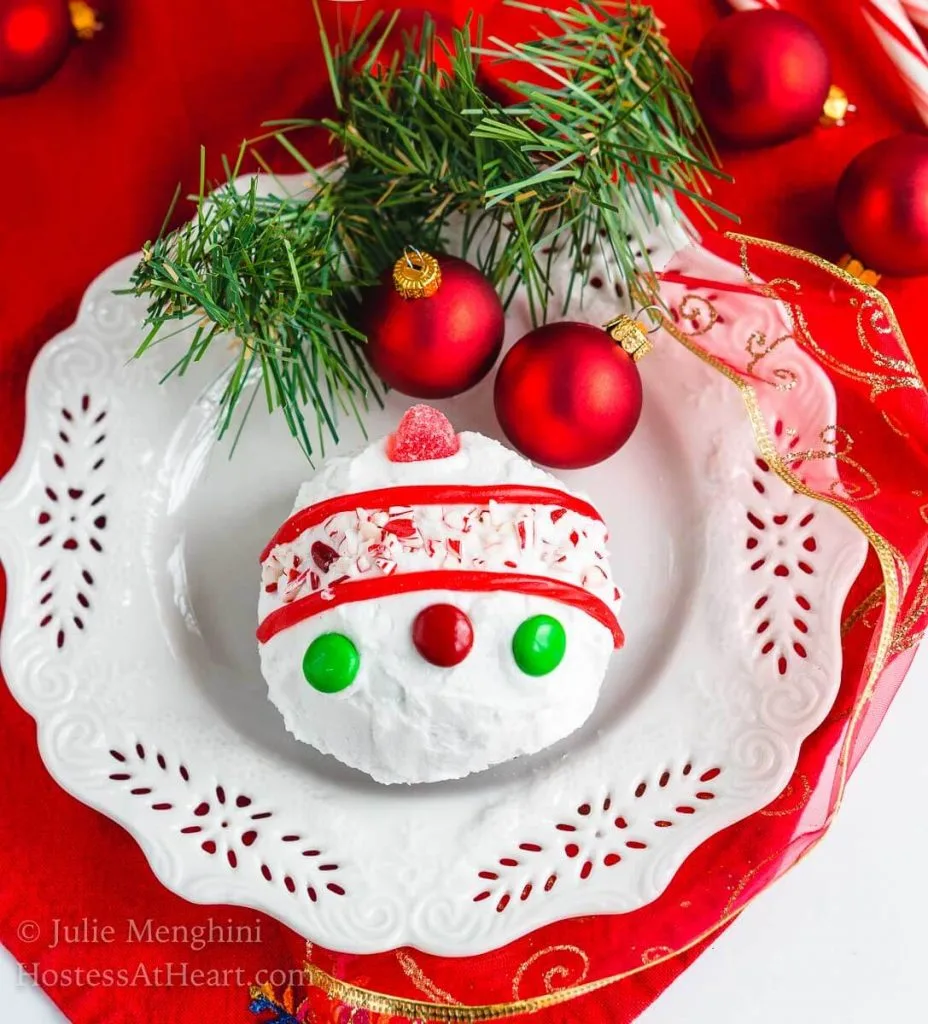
[0,0,73,96]
[836,133,928,277]
[494,321,642,470]
[362,252,505,399]
[691,10,831,148]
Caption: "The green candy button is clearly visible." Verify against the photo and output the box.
[302,633,360,693]
[512,614,566,676]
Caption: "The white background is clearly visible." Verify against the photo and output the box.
[3,644,927,1023]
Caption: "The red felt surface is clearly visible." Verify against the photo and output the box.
[0,0,925,1021]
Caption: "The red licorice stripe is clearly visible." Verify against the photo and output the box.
[260,485,604,562]
[256,571,625,649]
[657,269,764,299]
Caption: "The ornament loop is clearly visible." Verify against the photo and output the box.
[603,312,654,362]
[393,249,442,299]
[634,304,664,334]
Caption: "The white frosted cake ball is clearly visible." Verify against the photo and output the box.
[257,406,624,784]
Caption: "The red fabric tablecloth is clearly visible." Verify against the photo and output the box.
[0,1,926,1021]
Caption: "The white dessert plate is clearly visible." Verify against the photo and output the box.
[0,177,867,956]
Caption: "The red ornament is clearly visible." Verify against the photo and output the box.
[691,10,831,148]
[362,251,505,399]
[412,603,474,667]
[836,133,928,278]
[494,320,643,470]
[0,0,100,96]
[0,0,71,94]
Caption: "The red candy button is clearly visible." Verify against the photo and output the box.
[388,404,460,463]
[412,603,474,667]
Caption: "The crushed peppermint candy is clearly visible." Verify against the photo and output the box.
[262,498,618,610]
[311,541,339,572]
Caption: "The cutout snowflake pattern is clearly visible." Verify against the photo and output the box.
[36,395,107,649]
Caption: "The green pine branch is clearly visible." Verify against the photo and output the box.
[128,172,380,460]
[126,0,732,460]
[281,1,729,319]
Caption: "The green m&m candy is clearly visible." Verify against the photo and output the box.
[302,633,360,693]
[512,614,566,676]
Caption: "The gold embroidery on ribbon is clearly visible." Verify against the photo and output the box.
[742,327,798,390]
[851,296,920,376]
[744,328,797,383]
[770,368,798,391]
[298,234,910,1022]
[759,774,812,817]
[723,846,793,916]
[895,629,926,656]
[676,294,798,393]
[641,946,674,964]
[511,945,590,1000]
[733,234,926,398]
[882,409,912,439]
[395,951,463,1006]
[889,557,928,657]
[788,426,880,502]
[893,545,912,591]
[793,300,919,399]
[676,293,718,336]
[682,291,797,390]
[842,583,885,637]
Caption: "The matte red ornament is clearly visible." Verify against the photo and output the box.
[836,133,928,278]
[362,252,505,399]
[494,321,642,470]
[412,603,474,667]
[0,0,72,95]
[691,10,831,148]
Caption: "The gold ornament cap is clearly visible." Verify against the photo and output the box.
[69,1,103,40]
[838,253,882,287]
[820,85,855,127]
[393,249,442,299]
[604,313,653,362]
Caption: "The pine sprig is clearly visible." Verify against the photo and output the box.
[127,1,731,460]
[129,171,380,460]
[281,1,728,319]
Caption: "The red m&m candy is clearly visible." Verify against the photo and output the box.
[412,604,474,667]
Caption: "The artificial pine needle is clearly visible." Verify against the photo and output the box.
[127,0,731,461]
[128,177,378,461]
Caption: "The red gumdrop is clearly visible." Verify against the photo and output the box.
[388,405,460,463]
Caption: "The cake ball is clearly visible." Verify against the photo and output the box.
[257,406,624,784]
